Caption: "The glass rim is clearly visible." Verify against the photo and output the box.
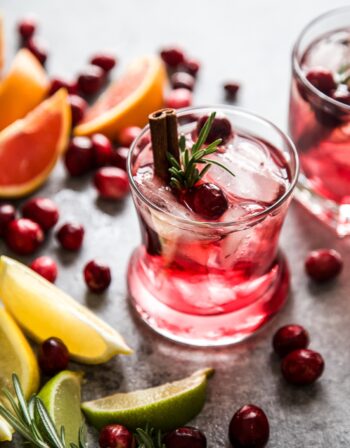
[127,105,299,229]
[292,6,350,112]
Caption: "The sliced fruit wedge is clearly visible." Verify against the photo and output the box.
[38,370,85,446]
[0,88,70,198]
[0,256,132,363]
[82,368,213,431]
[74,55,166,139]
[0,48,49,131]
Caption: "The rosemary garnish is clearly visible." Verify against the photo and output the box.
[135,424,165,448]
[167,112,235,191]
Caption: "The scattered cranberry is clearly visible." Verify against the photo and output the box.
[306,68,336,94]
[165,88,192,109]
[0,204,16,237]
[94,167,129,199]
[224,82,241,101]
[5,219,44,255]
[49,77,77,96]
[30,256,58,283]
[181,58,200,77]
[273,324,309,358]
[163,426,207,448]
[38,337,69,376]
[281,349,325,386]
[228,405,269,448]
[91,134,113,167]
[64,137,94,176]
[22,197,59,232]
[191,183,228,220]
[17,17,37,41]
[196,114,233,144]
[84,260,111,293]
[160,47,185,67]
[332,90,350,105]
[56,222,84,251]
[99,424,135,448]
[68,95,88,127]
[305,248,343,282]
[170,72,195,91]
[77,65,105,95]
[24,38,48,65]
[111,147,129,171]
[90,53,116,73]
[118,126,141,148]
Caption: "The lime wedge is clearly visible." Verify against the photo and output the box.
[38,370,84,446]
[82,368,213,431]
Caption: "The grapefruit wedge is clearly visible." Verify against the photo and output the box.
[74,55,166,139]
[0,89,71,198]
[0,48,49,131]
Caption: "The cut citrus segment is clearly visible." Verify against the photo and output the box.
[0,49,49,131]
[0,88,70,198]
[82,368,213,431]
[0,256,132,363]
[38,371,84,446]
[74,55,166,138]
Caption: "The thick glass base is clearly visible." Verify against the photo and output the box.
[127,247,290,347]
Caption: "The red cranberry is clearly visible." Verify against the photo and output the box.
[91,134,113,167]
[56,222,84,251]
[118,126,141,148]
[90,53,117,73]
[99,424,135,448]
[111,147,129,171]
[24,38,48,65]
[84,260,111,293]
[160,47,185,67]
[196,114,233,144]
[306,68,336,94]
[181,58,200,77]
[38,337,69,376]
[64,137,94,176]
[170,72,195,91]
[228,405,269,448]
[163,426,207,448]
[281,349,325,386]
[5,219,44,255]
[332,90,350,105]
[18,17,37,41]
[68,95,88,127]
[30,256,58,283]
[94,167,129,199]
[49,77,77,96]
[77,65,105,95]
[0,204,16,237]
[273,324,309,358]
[224,82,241,101]
[191,183,228,220]
[305,248,343,282]
[165,88,192,109]
[22,197,59,232]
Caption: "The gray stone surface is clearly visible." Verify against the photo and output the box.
[2,1,350,446]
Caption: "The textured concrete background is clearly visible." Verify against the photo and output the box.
[2,1,350,446]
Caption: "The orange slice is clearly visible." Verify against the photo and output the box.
[74,55,166,139]
[0,89,71,198]
[0,48,49,131]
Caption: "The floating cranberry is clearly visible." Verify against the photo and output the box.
[38,337,69,376]
[228,405,269,448]
[0,204,16,237]
[281,349,325,386]
[17,17,37,41]
[111,147,129,171]
[160,47,185,67]
[170,72,195,91]
[30,256,58,283]
[84,260,111,293]
[165,88,192,109]
[273,324,309,358]
[5,219,44,255]
[196,114,233,144]
[64,137,94,176]
[191,183,228,220]
[90,53,117,73]
[118,126,141,148]
[224,82,241,101]
[25,38,48,65]
[94,167,130,199]
[332,90,350,105]
[22,197,59,231]
[163,426,207,448]
[49,77,77,96]
[77,65,105,95]
[305,248,343,282]
[56,222,84,251]
[306,68,336,94]
[182,58,200,77]
[91,134,113,167]
[68,95,88,127]
[99,424,135,448]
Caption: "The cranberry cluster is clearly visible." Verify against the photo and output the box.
[17,16,48,65]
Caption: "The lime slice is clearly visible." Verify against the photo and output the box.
[82,368,213,431]
[38,370,84,446]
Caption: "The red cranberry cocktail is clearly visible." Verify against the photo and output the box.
[289,7,350,236]
[127,106,298,346]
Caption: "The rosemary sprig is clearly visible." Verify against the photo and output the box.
[167,111,235,190]
[135,424,165,448]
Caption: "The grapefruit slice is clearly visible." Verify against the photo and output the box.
[74,55,166,139]
[0,48,49,131]
[0,89,71,198]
